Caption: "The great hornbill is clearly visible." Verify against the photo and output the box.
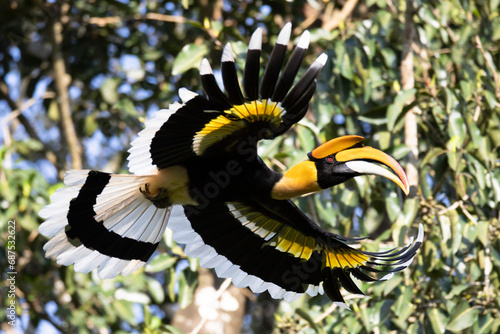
[39,23,422,307]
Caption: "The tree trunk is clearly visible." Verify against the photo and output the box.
[49,2,82,171]
[172,268,247,334]
[402,0,418,197]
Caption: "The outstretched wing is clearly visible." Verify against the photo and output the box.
[168,198,423,306]
[127,23,327,174]
[39,171,171,278]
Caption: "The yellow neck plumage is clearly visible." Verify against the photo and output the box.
[270,161,321,200]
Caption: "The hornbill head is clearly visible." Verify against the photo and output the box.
[271,135,409,200]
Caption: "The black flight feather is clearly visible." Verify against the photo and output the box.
[272,30,310,103]
[221,43,245,105]
[260,23,291,100]
[243,28,262,101]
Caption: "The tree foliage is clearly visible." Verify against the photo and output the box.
[1,0,499,333]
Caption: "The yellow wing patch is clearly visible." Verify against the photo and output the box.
[192,100,285,155]
[227,202,369,269]
[322,246,369,270]
[266,226,319,260]
[267,227,369,269]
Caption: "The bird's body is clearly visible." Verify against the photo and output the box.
[39,23,423,306]
[145,150,280,206]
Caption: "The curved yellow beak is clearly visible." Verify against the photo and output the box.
[309,135,365,159]
[335,146,410,195]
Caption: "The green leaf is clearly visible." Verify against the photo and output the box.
[167,267,176,302]
[446,301,479,332]
[403,197,419,226]
[296,308,325,334]
[358,105,388,125]
[145,253,178,273]
[491,170,500,204]
[385,192,401,222]
[114,288,151,304]
[172,43,208,76]
[149,316,162,330]
[382,275,403,295]
[100,77,120,104]
[392,285,414,320]
[296,125,315,153]
[447,111,467,147]
[147,278,165,304]
[438,214,452,256]
[459,80,472,100]
[476,221,489,247]
[177,270,197,309]
[84,113,98,136]
[113,300,137,325]
[484,90,497,109]
[359,305,373,332]
[427,308,446,334]
[478,314,495,334]
[162,325,185,334]
[363,206,383,234]
[445,285,468,299]
[47,99,59,121]
[421,147,447,166]
[446,136,460,171]
[387,89,416,131]
[114,98,138,117]
[387,145,411,161]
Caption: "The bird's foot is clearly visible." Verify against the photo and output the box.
[140,184,171,208]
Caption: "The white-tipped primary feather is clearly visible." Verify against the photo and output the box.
[222,43,235,63]
[200,58,213,75]
[335,302,351,310]
[316,53,328,66]
[416,223,424,243]
[248,27,263,50]
[296,30,310,49]
[178,88,198,103]
[380,272,395,281]
[276,22,292,45]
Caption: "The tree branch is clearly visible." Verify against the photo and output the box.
[49,3,82,170]
[322,0,359,31]
[0,82,58,167]
[0,82,42,142]
[189,277,232,334]
[475,35,500,99]
[87,13,187,26]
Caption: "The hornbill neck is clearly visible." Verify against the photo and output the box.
[270,161,321,200]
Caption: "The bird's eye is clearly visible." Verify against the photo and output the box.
[326,157,334,163]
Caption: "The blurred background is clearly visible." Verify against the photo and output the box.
[0,0,499,333]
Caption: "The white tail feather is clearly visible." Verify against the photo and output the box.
[39,170,171,279]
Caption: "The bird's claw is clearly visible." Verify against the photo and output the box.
[140,184,171,208]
